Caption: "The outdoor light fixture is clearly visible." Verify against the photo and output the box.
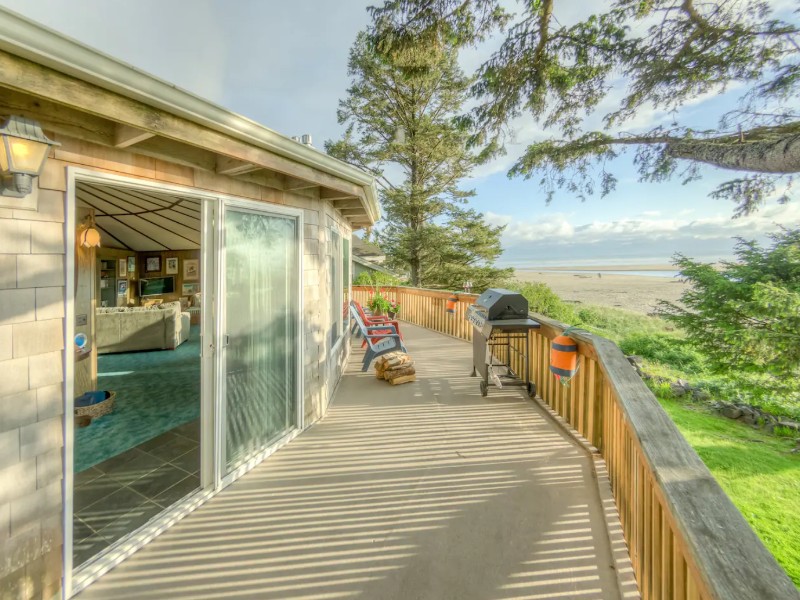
[0,115,60,198]
[79,215,102,248]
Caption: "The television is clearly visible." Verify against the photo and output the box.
[139,276,175,297]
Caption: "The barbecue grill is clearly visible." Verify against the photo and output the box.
[466,288,541,397]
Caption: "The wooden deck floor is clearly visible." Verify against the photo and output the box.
[79,324,632,600]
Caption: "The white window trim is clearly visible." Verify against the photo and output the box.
[328,218,344,349]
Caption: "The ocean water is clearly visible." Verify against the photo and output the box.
[542,269,681,278]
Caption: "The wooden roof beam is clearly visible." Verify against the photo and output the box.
[0,50,371,204]
[284,176,319,191]
[234,170,286,191]
[348,220,371,229]
[0,87,115,146]
[320,188,360,202]
[127,136,217,171]
[114,124,155,148]
[332,200,363,210]
[215,156,263,176]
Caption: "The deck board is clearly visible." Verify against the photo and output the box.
[78,324,625,600]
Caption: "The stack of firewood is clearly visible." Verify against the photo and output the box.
[374,352,416,385]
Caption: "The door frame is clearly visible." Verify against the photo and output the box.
[325,217,346,410]
[63,168,305,597]
[216,196,304,488]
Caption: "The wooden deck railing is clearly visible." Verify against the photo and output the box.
[352,285,799,600]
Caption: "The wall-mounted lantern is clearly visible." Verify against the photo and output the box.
[0,116,60,198]
[79,215,102,248]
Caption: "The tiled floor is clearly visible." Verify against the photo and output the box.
[73,419,201,567]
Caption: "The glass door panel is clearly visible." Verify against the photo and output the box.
[223,206,299,473]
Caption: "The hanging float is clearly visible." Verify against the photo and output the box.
[550,327,579,386]
[446,294,458,314]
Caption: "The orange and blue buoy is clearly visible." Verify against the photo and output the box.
[446,295,458,314]
[550,332,579,386]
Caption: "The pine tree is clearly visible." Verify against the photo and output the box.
[326,32,511,289]
[369,0,800,216]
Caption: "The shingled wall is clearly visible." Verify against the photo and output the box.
[0,137,352,598]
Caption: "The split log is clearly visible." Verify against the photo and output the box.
[376,352,414,383]
[390,374,416,385]
[384,366,416,381]
[375,352,401,368]
[386,360,415,371]
[386,354,412,368]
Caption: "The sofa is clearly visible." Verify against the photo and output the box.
[96,301,190,354]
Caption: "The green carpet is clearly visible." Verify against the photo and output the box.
[74,326,201,472]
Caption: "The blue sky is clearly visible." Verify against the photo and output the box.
[2,0,797,266]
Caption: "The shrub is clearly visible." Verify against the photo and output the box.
[507,280,576,322]
[620,333,706,374]
[659,228,800,400]
[574,305,673,343]
[772,425,797,438]
[367,292,392,314]
[353,271,400,286]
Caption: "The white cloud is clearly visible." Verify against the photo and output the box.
[486,211,575,240]
[490,201,800,265]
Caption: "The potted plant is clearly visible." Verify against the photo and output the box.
[387,299,401,319]
[368,292,392,316]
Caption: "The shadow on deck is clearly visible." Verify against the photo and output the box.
[79,323,630,600]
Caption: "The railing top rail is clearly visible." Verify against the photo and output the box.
[589,335,797,599]
[531,314,797,600]
[353,285,480,301]
[362,284,799,600]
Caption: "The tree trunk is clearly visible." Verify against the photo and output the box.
[410,258,420,287]
[666,133,800,174]
[410,146,421,287]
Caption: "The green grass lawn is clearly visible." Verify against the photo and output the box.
[658,397,800,587]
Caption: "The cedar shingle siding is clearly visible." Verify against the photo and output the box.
[0,164,66,600]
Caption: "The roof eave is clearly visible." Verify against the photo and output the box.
[0,7,381,224]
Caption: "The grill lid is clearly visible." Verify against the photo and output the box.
[474,288,529,321]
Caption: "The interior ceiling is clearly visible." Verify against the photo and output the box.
[77,182,201,252]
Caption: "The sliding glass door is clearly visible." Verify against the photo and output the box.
[66,172,304,596]
[221,204,300,474]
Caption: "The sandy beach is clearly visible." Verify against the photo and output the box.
[514,268,688,315]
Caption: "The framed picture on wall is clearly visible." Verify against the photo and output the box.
[165,257,179,274]
[183,259,199,281]
[118,258,127,278]
[145,256,161,272]
[117,280,128,296]
[182,282,199,296]
[127,256,136,273]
